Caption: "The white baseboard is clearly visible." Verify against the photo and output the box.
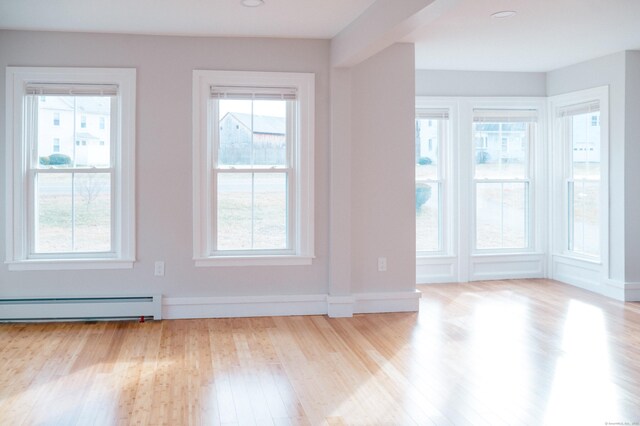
[603,280,640,302]
[163,290,421,319]
[327,295,355,318]
[163,294,327,319]
[353,290,421,314]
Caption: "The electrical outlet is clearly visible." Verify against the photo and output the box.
[154,261,165,276]
[378,257,387,272]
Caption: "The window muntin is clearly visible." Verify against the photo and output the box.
[472,109,536,251]
[5,67,136,269]
[193,70,314,265]
[559,103,601,258]
[415,109,448,253]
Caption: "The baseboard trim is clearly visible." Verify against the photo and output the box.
[163,294,327,319]
[352,290,421,314]
[603,280,640,302]
[327,295,355,318]
[163,290,421,319]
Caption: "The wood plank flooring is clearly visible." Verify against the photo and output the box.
[1,279,639,425]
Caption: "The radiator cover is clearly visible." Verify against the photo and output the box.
[0,295,162,322]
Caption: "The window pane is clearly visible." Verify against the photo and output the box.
[569,180,599,256]
[217,173,288,251]
[36,96,111,169]
[253,173,287,249]
[73,173,111,252]
[474,122,529,179]
[416,182,440,252]
[571,112,600,179]
[218,99,287,167]
[253,100,286,167]
[34,173,112,253]
[35,173,72,253]
[217,173,253,250]
[476,182,528,249]
[415,118,439,180]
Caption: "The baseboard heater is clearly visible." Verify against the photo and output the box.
[0,295,162,322]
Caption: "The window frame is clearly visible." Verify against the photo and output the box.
[549,86,609,266]
[415,107,451,256]
[5,66,136,271]
[192,70,314,267]
[471,110,537,253]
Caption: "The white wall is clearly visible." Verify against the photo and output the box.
[624,51,640,284]
[350,43,416,294]
[1,30,421,318]
[416,70,546,97]
[0,30,331,301]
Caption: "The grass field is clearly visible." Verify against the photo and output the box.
[216,173,287,250]
[416,161,600,253]
[35,173,111,253]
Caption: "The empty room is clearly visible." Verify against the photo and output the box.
[1,0,640,424]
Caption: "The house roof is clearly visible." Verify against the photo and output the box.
[224,112,285,136]
[75,132,99,140]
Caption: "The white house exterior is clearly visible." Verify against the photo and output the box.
[37,95,111,166]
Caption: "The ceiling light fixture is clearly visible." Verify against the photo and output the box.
[491,10,516,19]
[241,0,264,7]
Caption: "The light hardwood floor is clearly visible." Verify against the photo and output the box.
[1,279,639,425]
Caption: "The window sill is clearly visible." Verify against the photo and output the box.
[6,259,135,271]
[195,255,314,267]
[417,254,455,263]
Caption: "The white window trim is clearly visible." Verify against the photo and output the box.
[415,99,458,258]
[192,70,314,267]
[548,86,609,276]
[5,67,136,271]
[415,97,547,283]
[466,98,546,256]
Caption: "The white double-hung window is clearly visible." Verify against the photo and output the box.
[415,108,449,254]
[192,70,314,266]
[5,67,136,270]
[550,87,608,262]
[472,109,537,251]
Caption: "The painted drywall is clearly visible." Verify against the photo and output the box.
[624,50,640,283]
[0,30,331,299]
[415,69,546,97]
[547,51,627,283]
[331,0,447,67]
[328,67,353,297]
[350,43,416,294]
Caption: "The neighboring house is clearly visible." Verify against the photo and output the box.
[571,112,601,163]
[473,122,528,164]
[37,95,111,166]
[415,119,439,165]
[219,112,286,165]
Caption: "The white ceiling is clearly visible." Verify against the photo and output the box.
[1,0,640,72]
[409,0,640,72]
[0,0,377,39]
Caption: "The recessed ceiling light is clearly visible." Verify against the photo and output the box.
[241,0,264,6]
[491,10,517,19]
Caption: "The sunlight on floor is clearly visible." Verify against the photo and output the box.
[544,300,620,425]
